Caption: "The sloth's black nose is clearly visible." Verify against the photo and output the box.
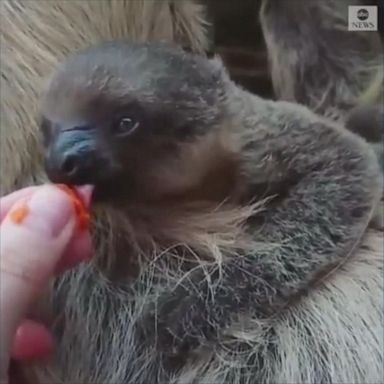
[45,149,95,185]
[44,127,98,185]
[57,152,82,181]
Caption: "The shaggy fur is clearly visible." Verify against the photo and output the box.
[260,0,383,122]
[0,1,382,383]
[24,216,384,384]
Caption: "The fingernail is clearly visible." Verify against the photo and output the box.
[11,187,74,238]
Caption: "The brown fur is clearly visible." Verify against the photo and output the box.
[0,1,383,383]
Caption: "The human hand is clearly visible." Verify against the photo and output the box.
[0,184,93,383]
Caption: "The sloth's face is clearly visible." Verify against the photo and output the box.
[40,41,227,203]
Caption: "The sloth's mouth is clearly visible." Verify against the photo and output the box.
[44,162,130,204]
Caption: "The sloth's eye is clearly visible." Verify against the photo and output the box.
[114,117,139,136]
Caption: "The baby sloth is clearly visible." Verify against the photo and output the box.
[40,41,382,359]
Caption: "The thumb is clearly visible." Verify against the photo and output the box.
[0,186,76,374]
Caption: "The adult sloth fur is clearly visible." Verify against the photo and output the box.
[0,1,383,383]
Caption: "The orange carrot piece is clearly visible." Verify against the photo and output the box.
[56,184,90,231]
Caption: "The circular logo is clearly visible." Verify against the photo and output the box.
[357,9,369,21]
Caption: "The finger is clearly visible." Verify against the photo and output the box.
[0,186,76,372]
[0,186,75,310]
[1,184,93,225]
[0,187,39,223]
[1,184,94,276]
[11,320,54,360]
[0,184,93,373]
[55,230,93,273]
[53,184,94,273]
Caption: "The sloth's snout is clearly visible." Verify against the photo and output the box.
[44,126,100,186]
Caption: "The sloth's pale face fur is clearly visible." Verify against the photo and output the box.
[41,41,238,204]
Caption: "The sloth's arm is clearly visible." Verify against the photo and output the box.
[143,100,382,356]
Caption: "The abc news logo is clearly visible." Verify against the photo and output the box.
[357,9,369,21]
[348,6,378,31]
